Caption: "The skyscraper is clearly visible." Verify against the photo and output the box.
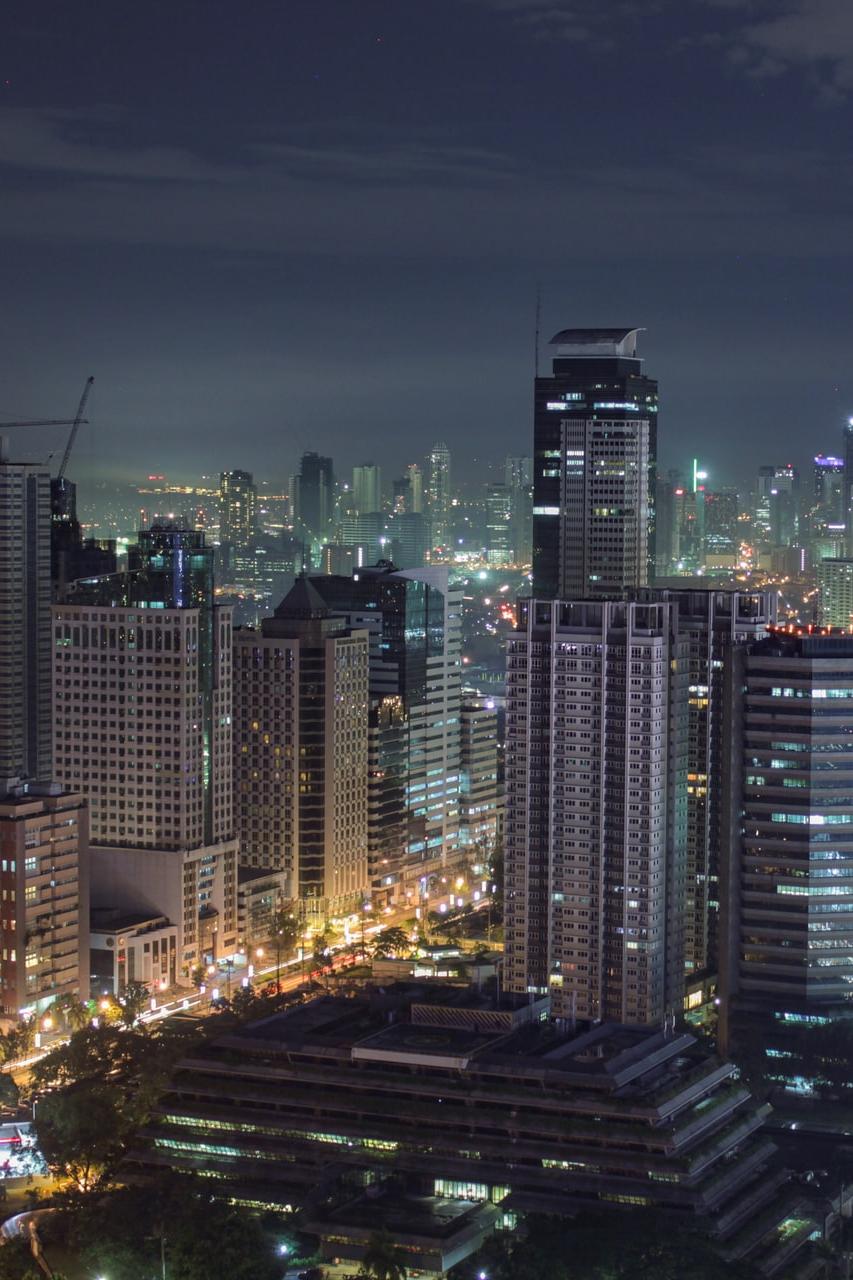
[0,449,52,783]
[292,452,335,562]
[233,579,369,917]
[532,328,657,598]
[818,559,853,628]
[505,455,532,566]
[719,629,853,1058]
[220,470,257,551]
[459,698,502,853]
[427,442,451,553]
[638,587,776,979]
[484,483,512,565]
[53,527,238,974]
[505,598,687,1025]
[308,563,462,888]
[407,463,424,514]
[352,464,382,516]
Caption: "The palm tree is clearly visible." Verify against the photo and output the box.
[372,926,414,959]
[359,1230,408,1280]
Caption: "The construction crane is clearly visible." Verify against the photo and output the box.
[57,376,94,481]
[0,376,93,476]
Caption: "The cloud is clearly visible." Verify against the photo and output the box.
[726,0,853,97]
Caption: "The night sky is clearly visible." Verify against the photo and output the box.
[2,0,853,492]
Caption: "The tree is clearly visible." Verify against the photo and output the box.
[372,927,414,959]
[34,1078,127,1190]
[51,993,90,1033]
[359,1230,408,1280]
[312,932,331,973]
[270,904,300,991]
[118,979,150,1028]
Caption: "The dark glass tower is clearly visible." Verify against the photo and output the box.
[532,328,658,598]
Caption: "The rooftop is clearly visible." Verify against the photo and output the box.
[549,327,643,359]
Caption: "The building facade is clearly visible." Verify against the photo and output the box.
[53,528,238,977]
[504,598,687,1025]
[309,563,463,889]
[233,579,369,918]
[719,630,853,1055]
[0,783,89,1015]
[459,699,502,853]
[817,558,853,629]
[427,442,451,554]
[532,328,657,599]
[0,454,52,783]
[219,470,257,552]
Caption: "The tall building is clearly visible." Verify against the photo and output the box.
[753,465,799,551]
[352,464,382,516]
[367,696,408,905]
[0,449,52,783]
[219,470,257,551]
[0,782,89,1015]
[703,488,740,566]
[233,579,369,917]
[308,563,462,887]
[427,442,451,553]
[459,698,502,853]
[387,512,428,569]
[844,422,853,556]
[505,598,687,1025]
[53,527,238,975]
[818,558,853,628]
[638,588,776,979]
[407,463,424,514]
[484,483,512,566]
[719,629,853,1057]
[505,455,533,566]
[532,328,657,599]
[292,453,335,559]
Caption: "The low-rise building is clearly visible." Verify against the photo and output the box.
[135,985,818,1276]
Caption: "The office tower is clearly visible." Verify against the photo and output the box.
[654,468,683,576]
[753,464,799,551]
[233,580,369,917]
[669,483,705,574]
[387,512,428,569]
[335,512,385,566]
[367,696,408,904]
[485,483,512,566]
[504,455,533,566]
[0,781,89,1014]
[392,475,411,515]
[459,699,502,852]
[53,527,238,974]
[0,450,52,782]
[817,559,853,628]
[292,453,335,558]
[427,442,451,552]
[352,464,381,516]
[639,588,776,979]
[719,629,853,1059]
[813,454,845,525]
[703,488,740,566]
[309,564,462,886]
[407,463,424,514]
[532,328,657,599]
[505,598,687,1025]
[219,470,257,551]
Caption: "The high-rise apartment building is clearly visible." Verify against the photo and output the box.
[459,699,502,853]
[53,527,238,975]
[505,598,687,1025]
[0,451,52,782]
[0,782,89,1015]
[532,328,657,598]
[817,558,853,629]
[427,442,451,553]
[638,588,776,979]
[719,629,853,1057]
[309,564,462,887]
[220,470,257,551]
[233,579,369,917]
[352,464,382,516]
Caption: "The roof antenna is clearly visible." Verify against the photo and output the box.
[534,284,542,379]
